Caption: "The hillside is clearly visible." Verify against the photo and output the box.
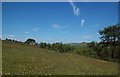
[2,40,118,75]
[68,42,88,47]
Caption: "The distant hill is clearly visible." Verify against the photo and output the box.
[67,42,88,47]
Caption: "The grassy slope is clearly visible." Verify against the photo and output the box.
[2,41,118,75]
[0,40,2,75]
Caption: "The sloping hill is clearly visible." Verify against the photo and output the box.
[2,41,118,75]
[68,42,88,47]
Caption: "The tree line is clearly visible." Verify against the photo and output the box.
[39,42,75,53]
[5,38,75,53]
[88,24,120,62]
[4,24,120,62]
[24,39,75,53]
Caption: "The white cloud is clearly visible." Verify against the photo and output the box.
[81,19,85,27]
[52,24,71,29]
[32,28,40,32]
[69,0,80,17]
[52,24,61,29]
[25,31,29,34]
[8,35,15,37]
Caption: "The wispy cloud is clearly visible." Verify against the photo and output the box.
[52,24,61,29]
[52,24,71,30]
[8,35,15,37]
[81,19,85,27]
[32,28,40,32]
[69,0,80,17]
[25,31,29,34]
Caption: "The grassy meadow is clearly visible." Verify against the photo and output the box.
[2,40,118,75]
[0,40,2,76]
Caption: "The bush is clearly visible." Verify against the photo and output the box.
[39,42,75,53]
[39,42,47,48]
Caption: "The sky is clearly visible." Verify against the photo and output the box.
[2,0,120,2]
[2,2,118,43]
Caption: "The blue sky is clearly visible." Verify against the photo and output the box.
[2,2,118,43]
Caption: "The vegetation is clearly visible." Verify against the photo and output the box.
[5,38,23,43]
[99,24,120,46]
[88,24,120,62]
[4,24,120,63]
[24,38,36,45]
[2,24,120,75]
[39,42,75,53]
[2,40,118,75]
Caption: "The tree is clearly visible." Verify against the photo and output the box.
[39,42,75,53]
[88,41,96,48]
[24,38,36,45]
[99,24,120,46]
[39,42,47,48]
[98,24,120,61]
[87,24,120,62]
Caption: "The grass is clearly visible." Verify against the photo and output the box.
[2,40,118,75]
[0,40,2,76]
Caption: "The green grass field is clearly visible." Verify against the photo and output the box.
[2,40,118,75]
[0,40,2,76]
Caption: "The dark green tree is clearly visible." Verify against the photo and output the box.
[24,38,36,45]
[39,42,47,48]
[99,24,120,46]
[98,24,120,61]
